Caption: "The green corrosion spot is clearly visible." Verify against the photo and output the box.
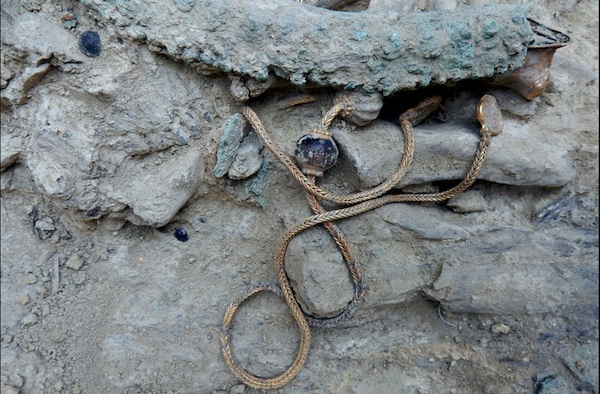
[353,30,369,41]
[484,20,499,39]
[290,73,306,85]
[406,64,425,75]
[383,32,403,60]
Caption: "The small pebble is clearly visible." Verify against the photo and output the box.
[74,272,87,285]
[24,273,38,285]
[447,191,488,213]
[79,30,102,57]
[42,304,51,317]
[21,313,38,326]
[36,286,49,297]
[9,374,23,388]
[173,227,189,242]
[34,218,55,232]
[16,294,30,305]
[1,385,19,394]
[491,322,510,334]
[53,380,64,391]
[65,255,85,271]
[230,384,246,394]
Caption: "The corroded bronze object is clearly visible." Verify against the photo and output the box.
[490,19,571,100]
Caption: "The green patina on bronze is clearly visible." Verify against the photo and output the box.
[81,1,534,95]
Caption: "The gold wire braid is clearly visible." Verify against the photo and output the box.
[277,94,318,110]
[220,94,500,390]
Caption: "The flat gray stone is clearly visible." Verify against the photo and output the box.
[378,204,471,241]
[106,148,204,226]
[424,227,598,314]
[227,133,264,180]
[333,117,576,188]
[214,113,246,178]
[446,190,488,213]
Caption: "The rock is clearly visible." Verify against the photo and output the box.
[41,304,50,317]
[341,91,384,127]
[24,274,37,285]
[0,13,83,64]
[230,383,246,394]
[285,205,467,313]
[34,218,55,232]
[534,375,572,394]
[367,0,420,12]
[413,356,437,371]
[229,75,278,102]
[0,136,24,171]
[3,25,219,227]
[286,227,354,317]
[378,204,471,241]
[7,375,23,390]
[74,272,87,285]
[362,239,433,306]
[16,295,29,305]
[446,190,488,213]
[214,113,247,177]
[557,344,599,393]
[0,64,51,108]
[490,323,510,334]
[534,190,576,223]
[0,385,19,394]
[21,313,38,326]
[487,88,540,119]
[227,133,264,180]
[105,148,204,226]
[424,227,598,314]
[332,117,576,189]
[0,12,84,108]
[65,255,85,271]
[35,287,48,298]
[53,381,64,392]
[401,183,438,194]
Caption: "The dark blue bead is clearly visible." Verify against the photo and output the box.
[295,134,339,176]
[173,227,189,242]
[79,30,102,57]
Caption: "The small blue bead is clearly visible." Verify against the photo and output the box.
[79,30,102,57]
[173,227,189,242]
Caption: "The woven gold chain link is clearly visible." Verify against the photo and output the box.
[220,94,502,390]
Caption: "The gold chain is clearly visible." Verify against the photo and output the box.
[220,94,502,390]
